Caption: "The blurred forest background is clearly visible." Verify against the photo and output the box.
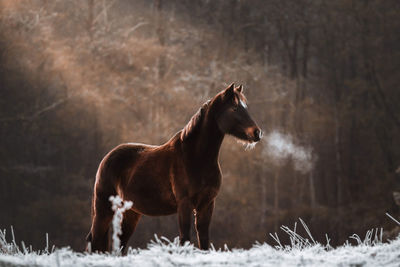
[0,0,400,251]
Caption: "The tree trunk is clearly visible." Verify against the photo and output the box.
[87,0,95,39]
[155,0,166,79]
[309,169,316,210]
[274,169,280,233]
[302,31,309,78]
[290,32,299,79]
[260,168,267,228]
[334,102,344,241]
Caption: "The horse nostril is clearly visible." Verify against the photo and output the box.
[254,129,261,140]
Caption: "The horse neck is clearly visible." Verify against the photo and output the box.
[184,111,224,162]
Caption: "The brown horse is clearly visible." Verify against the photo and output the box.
[86,83,262,252]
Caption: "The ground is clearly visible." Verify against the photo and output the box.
[1,231,400,267]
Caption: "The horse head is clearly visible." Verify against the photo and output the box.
[214,83,262,144]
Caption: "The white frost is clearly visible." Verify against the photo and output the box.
[109,195,133,255]
[1,221,400,267]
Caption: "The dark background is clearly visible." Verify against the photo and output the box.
[0,0,399,251]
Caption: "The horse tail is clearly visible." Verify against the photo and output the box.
[86,232,92,242]
[86,177,96,250]
[86,155,120,251]
[86,172,98,245]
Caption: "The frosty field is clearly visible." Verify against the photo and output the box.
[1,225,400,267]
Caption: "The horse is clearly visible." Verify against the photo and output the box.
[86,83,262,252]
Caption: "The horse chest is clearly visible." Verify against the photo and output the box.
[197,174,220,188]
[190,171,221,196]
[174,152,222,201]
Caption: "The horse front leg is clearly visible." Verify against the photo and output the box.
[177,198,193,245]
[195,200,214,250]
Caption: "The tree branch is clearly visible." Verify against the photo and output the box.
[370,64,400,129]
[0,94,77,123]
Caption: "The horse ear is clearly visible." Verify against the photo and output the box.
[224,83,235,98]
[235,84,243,93]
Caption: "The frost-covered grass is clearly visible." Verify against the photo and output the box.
[1,206,399,266]
[1,221,400,267]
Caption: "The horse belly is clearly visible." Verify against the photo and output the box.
[123,171,178,216]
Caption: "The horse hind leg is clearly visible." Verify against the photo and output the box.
[119,210,142,254]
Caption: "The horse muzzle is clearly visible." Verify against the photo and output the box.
[246,127,262,142]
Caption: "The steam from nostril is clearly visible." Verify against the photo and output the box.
[262,131,316,174]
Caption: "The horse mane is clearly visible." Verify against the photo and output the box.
[180,100,210,141]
